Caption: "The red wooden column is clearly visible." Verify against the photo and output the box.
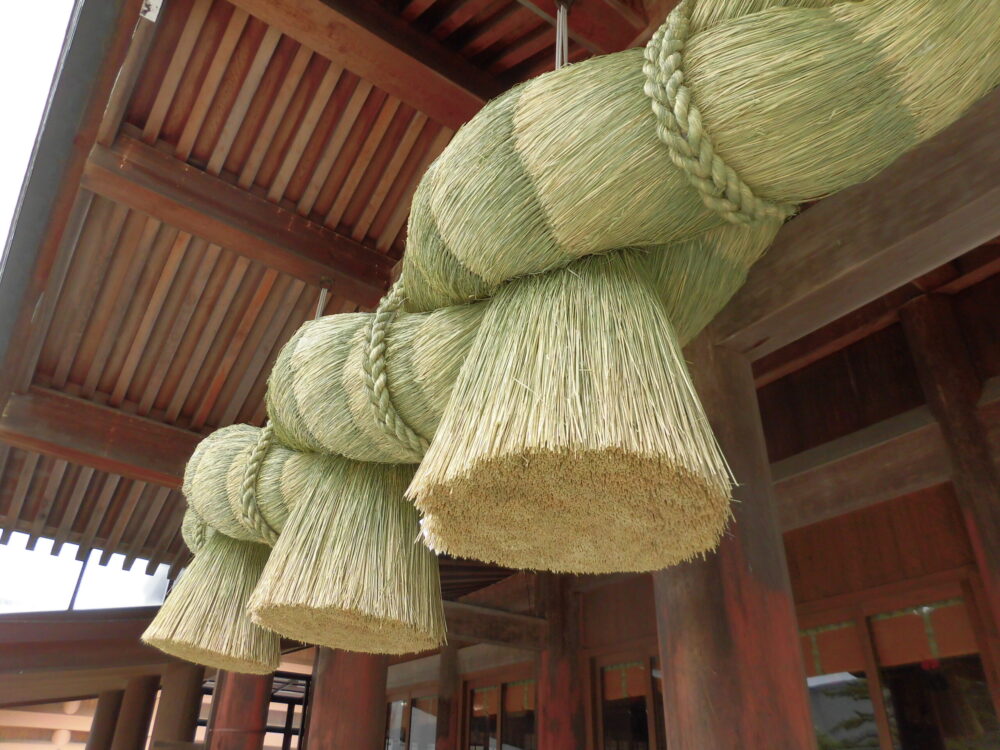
[536,574,586,750]
[652,337,816,749]
[305,648,388,749]
[900,295,1000,624]
[434,644,461,750]
[205,671,273,750]
[109,675,160,750]
[85,690,124,750]
[900,294,1000,709]
[150,663,205,744]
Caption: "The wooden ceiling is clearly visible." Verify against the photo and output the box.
[0,0,997,597]
[0,0,643,587]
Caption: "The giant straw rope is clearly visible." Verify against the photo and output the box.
[145,0,1000,671]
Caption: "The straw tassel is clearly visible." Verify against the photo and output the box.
[409,248,733,573]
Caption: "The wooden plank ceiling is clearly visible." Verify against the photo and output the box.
[0,0,650,591]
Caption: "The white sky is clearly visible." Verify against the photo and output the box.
[0,532,170,613]
[0,0,76,245]
[0,3,172,613]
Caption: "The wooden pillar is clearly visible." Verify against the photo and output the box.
[652,337,816,750]
[900,294,1000,713]
[434,645,461,750]
[536,574,586,750]
[150,663,205,744]
[85,689,124,750]
[110,675,160,750]
[900,294,1000,627]
[205,671,273,750]
[305,648,387,749]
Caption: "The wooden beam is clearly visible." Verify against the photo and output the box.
[713,88,1000,360]
[305,649,387,750]
[772,407,950,531]
[442,600,548,651]
[82,136,392,307]
[0,388,197,489]
[0,606,160,645]
[900,294,1000,630]
[0,665,163,710]
[0,607,171,675]
[514,0,645,55]
[652,337,815,749]
[227,0,500,130]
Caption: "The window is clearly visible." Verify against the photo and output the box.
[594,655,663,750]
[469,687,498,750]
[410,697,438,750]
[808,671,881,748]
[384,694,438,749]
[465,679,535,750]
[801,595,1000,749]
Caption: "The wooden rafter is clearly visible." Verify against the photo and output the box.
[712,88,1000,360]
[227,0,503,129]
[0,388,198,489]
[0,0,145,408]
[81,136,394,308]
[0,601,545,679]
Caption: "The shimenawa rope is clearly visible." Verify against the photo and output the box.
[643,0,795,224]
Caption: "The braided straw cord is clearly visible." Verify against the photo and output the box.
[181,506,210,554]
[238,422,280,545]
[643,0,795,224]
[362,279,430,460]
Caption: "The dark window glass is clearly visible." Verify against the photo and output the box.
[602,663,650,750]
[808,671,881,749]
[502,681,536,750]
[409,696,437,750]
[880,654,1000,749]
[469,687,498,750]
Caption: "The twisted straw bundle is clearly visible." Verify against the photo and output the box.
[410,248,737,572]
[249,457,446,654]
[402,0,1000,311]
[142,521,279,674]
[149,0,1000,670]
[267,304,484,464]
[394,0,1000,568]
[144,425,446,670]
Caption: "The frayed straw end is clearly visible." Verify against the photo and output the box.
[412,449,732,573]
[409,248,733,573]
[248,458,447,655]
[142,534,279,674]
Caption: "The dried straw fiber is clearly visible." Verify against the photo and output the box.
[146,425,446,665]
[151,0,1000,670]
[142,525,279,674]
[265,222,777,465]
[401,0,1000,312]
[393,0,1000,568]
